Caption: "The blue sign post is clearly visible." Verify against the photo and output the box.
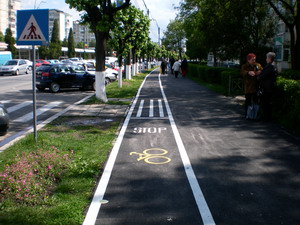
[16,9,49,142]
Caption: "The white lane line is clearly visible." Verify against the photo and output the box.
[0,100,11,104]
[136,100,144,117]
[14,101,62,123]
[82,70,154,225]
[149,99,154,117]
[158,99,164,117]
[159,74,216,225]
[7,101,32,113]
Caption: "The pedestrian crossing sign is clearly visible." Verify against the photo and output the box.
[17,9,49,46]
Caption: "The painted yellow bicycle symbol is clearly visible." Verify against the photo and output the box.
[130,148,171,165]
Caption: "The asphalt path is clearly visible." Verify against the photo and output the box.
[84,70,300,225]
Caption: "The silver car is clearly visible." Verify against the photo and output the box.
[0,59,29,76]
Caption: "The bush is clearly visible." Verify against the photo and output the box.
[274,77,300,131]
[0,147,72,205]
[279,69,300,80]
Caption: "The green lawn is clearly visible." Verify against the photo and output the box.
[0,69,152,225]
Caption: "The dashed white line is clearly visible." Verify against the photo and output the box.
[158,99,164,117]
[7,101,32,113]
[14,101,62,123]
[149,99,154,117]
[136,100,144,117]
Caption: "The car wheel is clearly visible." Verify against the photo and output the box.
[15,70,19,76]
[25,68,29,74]
[50,82,60,93]
[105,78,111,85]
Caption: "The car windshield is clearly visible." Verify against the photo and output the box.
[4,61,17,66]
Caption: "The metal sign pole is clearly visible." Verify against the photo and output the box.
[32,45,37,142]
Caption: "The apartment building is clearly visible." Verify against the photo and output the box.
[73,20,95,46]
[49,9,72,41]
[0,0,21,37]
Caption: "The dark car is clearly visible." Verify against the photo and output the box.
[36,64,95,93]
[0,104,9,135]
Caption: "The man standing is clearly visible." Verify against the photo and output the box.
[258,52,277,121]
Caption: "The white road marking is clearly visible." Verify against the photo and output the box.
[82,71,153,225]
[158,74,216,225]
[0,100,11,104]
[136,100,144,117]
[7,101,32,113]
[14,101,62,123]
[149,99,154,117]
[158,99,164,117]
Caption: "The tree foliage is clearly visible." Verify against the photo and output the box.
[161,19,185,59]
[178,0,276,64]
[109,5,150,66]
[266,0,300,70]
[4,28,16,58]
[0,31,4,42]
[67,28,75,58]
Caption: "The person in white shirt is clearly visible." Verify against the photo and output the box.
[172,60,181,78]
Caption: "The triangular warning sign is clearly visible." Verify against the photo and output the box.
[18,14,47,42]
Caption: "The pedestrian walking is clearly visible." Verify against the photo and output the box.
[172,59,181,78]
[181,58,188,77]
[170,57,175,74]
[258,52,277,121]
[240,53,263,118]
[160,58,167,74]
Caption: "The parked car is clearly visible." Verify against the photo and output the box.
[35,59,50,67]
[0,104,9,135]
[0,59,30,76]
[35,64,95,93]
[84,63,118,85]
[24,59,33,71]
[46,59,60,64]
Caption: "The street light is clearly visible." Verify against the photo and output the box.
[34,0,46,9]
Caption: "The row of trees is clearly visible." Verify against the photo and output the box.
[163,0,300,70]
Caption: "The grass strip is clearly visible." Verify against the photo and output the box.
[0,69,153,225]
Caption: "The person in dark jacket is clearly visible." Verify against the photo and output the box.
[160,59,167,74]
[181,58,188,77]
[240,53,263,117]
[169,57,175,74]
[258,52,277,121]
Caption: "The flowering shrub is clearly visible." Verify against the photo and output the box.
[0,146,72,205]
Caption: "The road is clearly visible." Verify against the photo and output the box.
[84,70,300,225]
[0,73,93,148]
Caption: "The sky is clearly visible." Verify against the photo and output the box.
[21,0,181,42]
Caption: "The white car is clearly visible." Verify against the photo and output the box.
[84,63,118,85]
[0,59,30,76]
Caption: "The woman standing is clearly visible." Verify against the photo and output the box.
[181,58,188,77]
[240,53,263,117]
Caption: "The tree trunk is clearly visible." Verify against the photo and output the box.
[94,31,107,102]
[294,4,300,70]
[126,49,132,79]
[118,55,123,88]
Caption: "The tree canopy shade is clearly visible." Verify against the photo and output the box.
[66,0,130,101]
[0,31,4,42]
[178,0,276,64]
[266,0,300,70]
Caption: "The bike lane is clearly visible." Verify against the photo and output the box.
[83,71,215,225]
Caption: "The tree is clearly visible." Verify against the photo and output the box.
[266,0,300,70]
[161,19,185,59]
[0,31,4,42]
[49,19,61,59]
[66,0,130,102]
[62,38,68,47]
[67,28,75,58]
[4,28,16,58]
[179,0,276,64]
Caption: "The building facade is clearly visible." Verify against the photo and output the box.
[49,9,73,41]
[73,20,95,46]
[0,0,21,37]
